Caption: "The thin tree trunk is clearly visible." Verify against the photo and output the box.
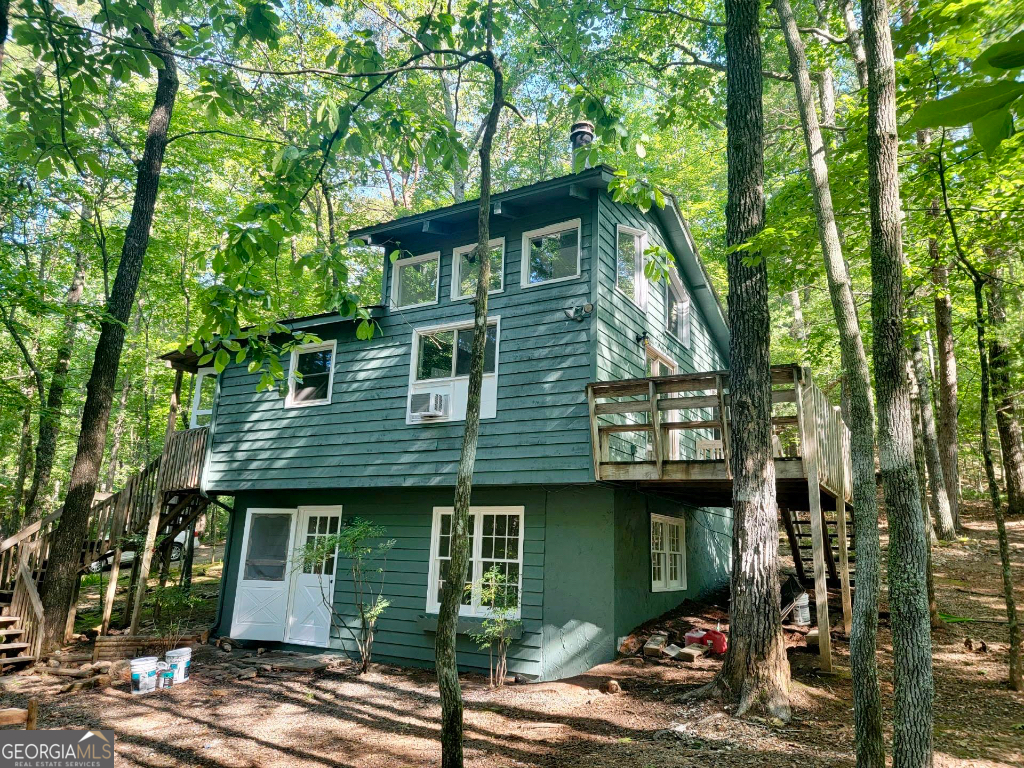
[861,0,934,765]
[909,307,955,540]
[321,179,341,289]
[787,289,806,341]
[708,0,790,721]
[104,377,132,492]
[12,399,33,530]
[23,245,88,522]
[0,0,9,76]
[773,0,882,754]
[987,271,1024,517]
[435,45,504,768]
[973,278,1003,512]
[39,29,179,652]
[909,360,940,628]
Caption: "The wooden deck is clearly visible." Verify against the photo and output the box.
[586,363,853,672]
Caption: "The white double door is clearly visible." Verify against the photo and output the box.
[231,505,342,647]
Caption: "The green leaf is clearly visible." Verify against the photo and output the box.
[974,31,1024,74]
[972,107,1015,155]
[908,81,1024,130]
[214,348,230,373]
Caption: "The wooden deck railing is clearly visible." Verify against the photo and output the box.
[160,426,208,493]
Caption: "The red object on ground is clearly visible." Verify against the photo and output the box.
[702,629,728,655]
[684,629,708,646]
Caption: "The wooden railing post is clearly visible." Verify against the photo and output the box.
[835,408,853,635]
[649,380,663,478]
[587,385,601,481]
[798,370,833,672]
[715,374,732,478]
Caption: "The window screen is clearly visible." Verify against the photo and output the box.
[243,514,292,581]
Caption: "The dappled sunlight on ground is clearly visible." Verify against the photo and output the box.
[0,504,1020,767]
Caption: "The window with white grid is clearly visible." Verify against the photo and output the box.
[427,506,524,617]
[651,514,686,592]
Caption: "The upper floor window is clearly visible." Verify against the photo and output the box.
[616,225,648,308]
[391,252,440,309]
[452,238,504,300]
[666,271,692,348]
[651,514,686,592]
[426,506,524,618]
[408,319,500,423]
[286,341,336,408]
[521,219,581,287]
[189,367,216,428]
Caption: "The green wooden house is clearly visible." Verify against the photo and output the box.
[144,156,853,680]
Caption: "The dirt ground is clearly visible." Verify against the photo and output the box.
[2,501,1022,767]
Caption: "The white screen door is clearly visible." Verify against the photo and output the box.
[231,509,296,641]
[286,506,342,647]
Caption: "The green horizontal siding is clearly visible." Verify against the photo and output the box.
[206,198,596,492]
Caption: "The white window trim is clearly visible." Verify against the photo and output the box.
[390,251,441,310]
[520,218,582,288]
[189,366,216,429]
[451,238,505,301]
[615,224,648,309]
[666,270,692,349]
[426,505,525,619]
[285,340,336,409]
[651,513,686,593]
[406,317,501,424]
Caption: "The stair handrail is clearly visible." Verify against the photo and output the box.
[0,509,63,556]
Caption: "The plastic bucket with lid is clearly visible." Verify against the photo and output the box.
[794,593,811,626]
[129,657,167,695]
[165,647,192,684]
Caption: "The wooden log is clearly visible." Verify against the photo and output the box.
[0,708,28,727]
[38,667,94,678]
[60,674,110,694]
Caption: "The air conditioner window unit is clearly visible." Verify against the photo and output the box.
[410,392,448,418]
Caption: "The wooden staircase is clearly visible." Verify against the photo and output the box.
[782,505,855,588]
[0,426,210,671]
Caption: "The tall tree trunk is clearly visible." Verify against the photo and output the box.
[773,0,882,755]
[861,1,934,765]
[931,249,960,523]
[12,399,33,531]
[909,307,956,540]
[787,289,806,341]
[23,245,88,522]
[709,0,790,721]
[987,272,1024,517]
[972,278,1003,512]
[39,30,178,652]
[435,48,504,768]
[841,0,869,89]
[909,361,940,628]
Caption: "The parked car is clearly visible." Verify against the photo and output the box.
[87,528,196,573]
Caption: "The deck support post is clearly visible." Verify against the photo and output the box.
[587,385,602,481]
[715,374,732,478]
[779,506,806,582]
[834,409,853,635]
[797,369,833,672]
[649,381,663,478]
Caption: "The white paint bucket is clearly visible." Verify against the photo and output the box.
[794,593,811,626]
[165,647,192,684]
[129,656,168,695]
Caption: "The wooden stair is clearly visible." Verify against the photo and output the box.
[784,506,855,588]
[0,426,212,673]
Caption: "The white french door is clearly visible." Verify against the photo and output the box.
[231,509,297,642]
[285,506,342,647]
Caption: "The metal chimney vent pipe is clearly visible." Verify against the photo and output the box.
[569,120,595,153]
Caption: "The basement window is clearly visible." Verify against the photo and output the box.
[426,506,524,618]
[651,514,686,592]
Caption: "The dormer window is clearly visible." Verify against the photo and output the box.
[392,252,440,309]
[666,271,692,349]
[286,341,336,408]
[521,219,581,287]
[616,225,648,308]
[452,238,504,300]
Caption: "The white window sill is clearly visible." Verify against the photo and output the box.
[520,273,582,290]
[284,398,332,409]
